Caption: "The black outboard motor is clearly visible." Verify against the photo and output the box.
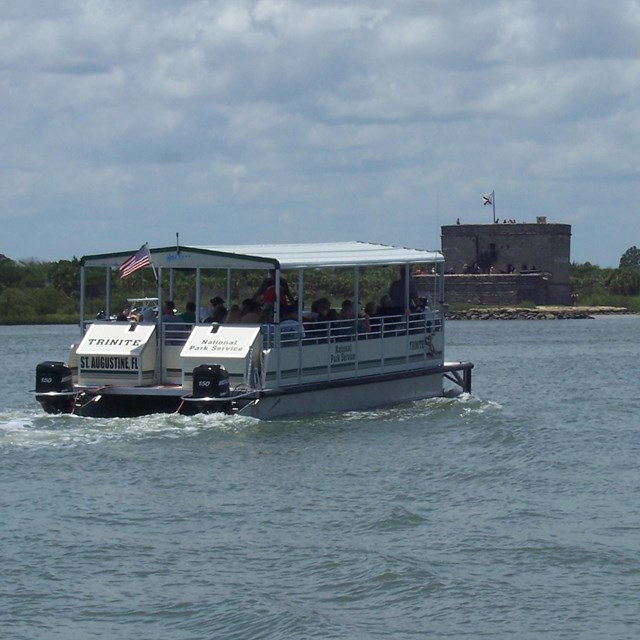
[35,361,75,413]
[36,361,73,393]
[192,364,230,399]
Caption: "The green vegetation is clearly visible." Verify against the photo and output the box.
[0,252,401,324]
[619,245,640,269]
[0,256,80,324]
[570,260,640,310]
[1,248,640,324]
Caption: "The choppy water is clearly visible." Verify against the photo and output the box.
[2,317,640,639]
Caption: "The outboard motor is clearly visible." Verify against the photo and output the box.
[192,364,230,399]
[36,361,73,393]
[35,361,75,414]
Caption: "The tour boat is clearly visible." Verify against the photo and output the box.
[34,241,473,419]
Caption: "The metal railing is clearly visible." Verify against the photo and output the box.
[260,309,441,349]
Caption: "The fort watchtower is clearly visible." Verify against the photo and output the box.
[440,218,572,305]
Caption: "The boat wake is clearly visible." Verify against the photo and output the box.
[327,392,502,425]
[0,407,258,450]
[1,393,500,451]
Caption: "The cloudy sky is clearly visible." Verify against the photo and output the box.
[2,0,639,266]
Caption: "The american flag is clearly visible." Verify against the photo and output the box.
[119,244,152,279]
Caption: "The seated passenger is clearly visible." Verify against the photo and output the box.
[333,300,362,338]
[162,300,186,345]
[301,298,327,341]
[210,304,228,324]
[141,308,157,323]
[161,301,182,323]
[203,297,224,322]
[226,304,242,323]
[280,305,305,340]
[364,301,378,319]
[180,301,197,323]
[376,295,401,334]
[240,299,261,323]
[339,300,371,335]
[310,297,331,321]
[260,303,276,324]
[378,294,397,315]
[363,301,380,333]
[364,300,381,333]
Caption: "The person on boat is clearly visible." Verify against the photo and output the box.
[302,298,331,341]
[240,298,261,323]
[254,270,294,306]
[226,304,242,323]
[334,299,367,338]
[259,303,276,324]
[161,300,186,345]
[280,305,305,340]
[161,300,182,323]
[388,267,420,311]
[377,293,403,334]
[204,296,225,322]
[141,307,157,322]
[180,301,197,323]
[307,297,330,322]
[378,293,395,314]
[363,301,379,333]
[209,304,228,324]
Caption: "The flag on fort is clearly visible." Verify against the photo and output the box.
[119,243,152,279]
[482,193,493,206]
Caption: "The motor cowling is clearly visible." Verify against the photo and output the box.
[35,361,73,394]
[192,364,230,398]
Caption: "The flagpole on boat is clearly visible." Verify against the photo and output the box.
[146,242,158,282]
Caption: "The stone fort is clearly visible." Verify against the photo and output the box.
[439,218,572,305]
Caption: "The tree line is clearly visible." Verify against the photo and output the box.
[0,254,398,325]
[1,247,640,324]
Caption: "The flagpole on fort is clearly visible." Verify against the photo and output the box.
[483,190,495,223]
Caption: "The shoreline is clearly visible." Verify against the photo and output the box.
[445,306,635,320]
[0,307,636,326]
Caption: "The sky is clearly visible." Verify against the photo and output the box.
[1,0,639,267]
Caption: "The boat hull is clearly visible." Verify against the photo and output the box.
[36,362,471,420]
[238,368,445,419]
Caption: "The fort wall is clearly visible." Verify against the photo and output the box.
[440,221,572,305]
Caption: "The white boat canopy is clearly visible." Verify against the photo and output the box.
[81,241,444,271]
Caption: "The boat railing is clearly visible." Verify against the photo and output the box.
[259,308,441,350]
[161,321,193,346]
[83,309,442,349]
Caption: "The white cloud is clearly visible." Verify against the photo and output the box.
[0,0,639,265]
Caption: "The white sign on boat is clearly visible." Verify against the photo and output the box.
[181,325,261,359]
[75,322,157,386]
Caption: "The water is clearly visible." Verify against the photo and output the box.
[2,317,640,639]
